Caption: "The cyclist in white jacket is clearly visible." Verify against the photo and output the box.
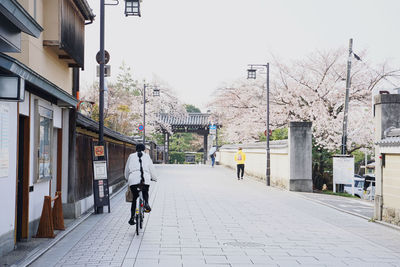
[124,144,157,225]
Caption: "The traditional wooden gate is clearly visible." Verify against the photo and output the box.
[158,113,221,164]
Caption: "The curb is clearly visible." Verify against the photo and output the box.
[15,184,127,267]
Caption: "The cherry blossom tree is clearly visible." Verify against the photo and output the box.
[209,48,400,152]
[80,63,186,138]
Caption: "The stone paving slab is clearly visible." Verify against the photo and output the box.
[29,165,400,267]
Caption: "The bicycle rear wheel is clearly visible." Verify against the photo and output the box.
[135,213,140,235]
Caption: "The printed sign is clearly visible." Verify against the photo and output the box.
[94,145,105,157]
[93,160,107,180]
[98,185,104,198]
[333,156,354,193]
[264,129,272,136]
[138,124,144,132]
[209,124,216,135]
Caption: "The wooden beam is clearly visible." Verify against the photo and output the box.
[59,55,72,60]
[43,40,59,46]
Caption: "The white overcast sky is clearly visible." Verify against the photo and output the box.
[81,0,400,111]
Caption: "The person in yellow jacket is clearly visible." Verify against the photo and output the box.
[234,147,246,180]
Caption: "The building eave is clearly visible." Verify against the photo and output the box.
[0,52,78,107]
[0,0,43,38]
[73,0,95,21]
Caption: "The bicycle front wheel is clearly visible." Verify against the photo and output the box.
[140,212,143,229]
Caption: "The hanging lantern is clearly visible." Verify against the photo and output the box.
[247,68,257,79]
[153,86,160,97]
[125,0,141,17]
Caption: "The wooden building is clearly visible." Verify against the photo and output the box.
[0,0,94,256]
[63,113,138,218]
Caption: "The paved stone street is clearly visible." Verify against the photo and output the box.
[297,191,374,219]
[29,165,400,267]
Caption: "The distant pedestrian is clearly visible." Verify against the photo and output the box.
[210,151,216,167]
[234,147,246,180]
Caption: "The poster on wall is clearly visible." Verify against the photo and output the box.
[0,103,9,178]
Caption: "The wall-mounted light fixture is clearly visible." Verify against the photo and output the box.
[0,75,25,102]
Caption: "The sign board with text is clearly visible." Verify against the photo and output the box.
[333,155,354,194]
[92,142,110,213]
[209,124,217,135]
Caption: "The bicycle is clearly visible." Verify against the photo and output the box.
[133,178,156,236]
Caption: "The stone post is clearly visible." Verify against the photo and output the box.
[288,122,312,192]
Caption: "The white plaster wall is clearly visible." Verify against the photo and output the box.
[80,195,95,214]
[8,0,73,94]
[0,102,18,236]
[218,145,289,188]
[53,105,62,129]
[270,153,290,189]
[18,91,30,116]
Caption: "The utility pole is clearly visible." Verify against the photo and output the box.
[143,84,146,144]
[341,38,353,155]
[266,63,270,186]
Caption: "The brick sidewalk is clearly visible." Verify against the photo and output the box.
[30,165,400,267]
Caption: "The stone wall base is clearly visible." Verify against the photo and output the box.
[383,206,400,226]
[0,230,14,257]
[289,179,313,192]
[63,180,126,219]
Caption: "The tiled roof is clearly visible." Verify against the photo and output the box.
[220,140,288,150]
[376,137,400,146]
[386,127,400,137]
[376,127,400,146]
[159,113,211,127]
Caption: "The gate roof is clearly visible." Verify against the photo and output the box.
[159,113,211,127]
[158,113,222,134]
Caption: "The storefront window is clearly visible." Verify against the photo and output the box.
[37,105,53,181]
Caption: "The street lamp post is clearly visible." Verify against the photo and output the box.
[96,0,141,214]
[247,63,270,186]
[98,0,141,144]
[99,0,105,145]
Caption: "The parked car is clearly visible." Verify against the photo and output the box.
[344,177,365,198]
[363,174,375,201]
[343,175,375,200]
